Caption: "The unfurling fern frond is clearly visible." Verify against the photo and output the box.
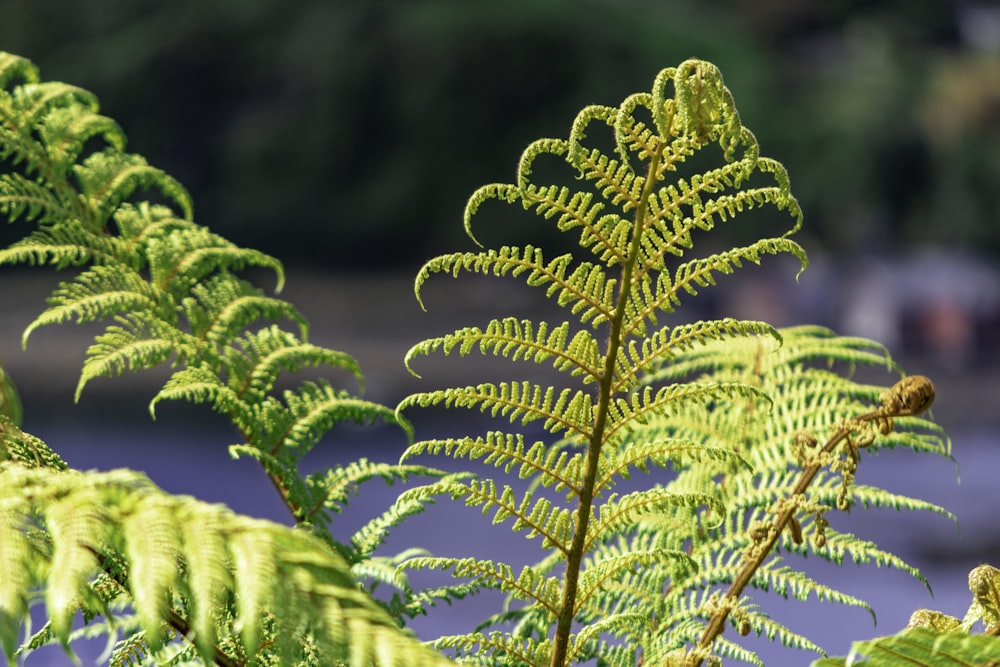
[0,424,453,667]
[396,59,812,666]
[395,59,951,667]
[604,327,953,666]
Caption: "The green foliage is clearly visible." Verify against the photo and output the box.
[815,564,1000,666]
[0,50,444,666]
[394,60,953,666]
[0,423,450,666]
[0,47,987,667]
[813,628,1000,666]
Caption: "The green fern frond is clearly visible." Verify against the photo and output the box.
[621,326,952,662]
[614,318,778,390]
[278,379,404,450]
[2,50,446,664]
[181,273,308,345]
[0,459,454,666]
[77,314,177,399]
[219,325,364,403]
[398,58,830,666]
[405,318,603,383]
[401,431,585,493]
[310,458,437,519]
[2,51,419,556]
[0,222,123,269]
[74,150,192,226]
[813,627,1000,667]
[805,531,930,586]
[430,630,552,666]
[0,172,78,225]
[399,477,574,553]
[403,556,563,618]
[400,382,594,437]
[23,265,163,345]
[586,488,725,549]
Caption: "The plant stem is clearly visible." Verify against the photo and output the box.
[549,144,665,667]
[690,398,926,666]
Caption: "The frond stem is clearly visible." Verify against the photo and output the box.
[690,396,931,666]
[87,545,244,667]
[550,143,665,667]
[165,606,244,667]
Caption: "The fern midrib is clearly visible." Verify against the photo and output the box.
[550,142,665,667]
[692,403,897,666]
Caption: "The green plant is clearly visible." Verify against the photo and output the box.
[0,50,994,666]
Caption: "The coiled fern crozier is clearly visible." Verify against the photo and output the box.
[0,50,992,667]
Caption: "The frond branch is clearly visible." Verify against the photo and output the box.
[692,376,937,664]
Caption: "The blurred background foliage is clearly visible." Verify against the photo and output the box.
[2,0,997,271]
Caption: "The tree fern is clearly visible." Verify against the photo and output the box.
[0,51,444,664]
[394,59,952,666]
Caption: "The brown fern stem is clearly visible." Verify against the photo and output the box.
[690,375,935,666]
[550,143,666,667]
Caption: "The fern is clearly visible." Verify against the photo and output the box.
[815,564,1000,666]
[0,421,452,667]
[0,47,980,667]
[394,60,952,667]
[0,51,446,664]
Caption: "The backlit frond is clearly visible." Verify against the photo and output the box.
[0,50,433,665]
[0,458,454,667]
[393,57,950,666]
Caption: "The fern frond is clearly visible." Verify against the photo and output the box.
[0,222,123,269]
[400,382,594,437]
[405,318,602,383]
[77,314,177,399]
[181,273,308,345]
[586,488,725,550]
[414,246,616,325]
[603,380,766,445]
[640,237,806,322]
[73,150,191,225]
[431,630,552,667]
[400,431,585,493]
[403,556,563,618]
[0,460,454,666]
[398,477,574,553]
[0,172,78,225]
[594,438,750,492]
[398,59,840,666]
[2,52,434,666]
[276,379,404,451]
[23,265,164,345]
[309,458,437,519]
[145,224,282,295]
[614,318,778,392]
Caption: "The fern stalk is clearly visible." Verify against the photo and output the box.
[551,141,668,667]
[693,375,937,666]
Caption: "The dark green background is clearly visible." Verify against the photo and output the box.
[3,0,994,270]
